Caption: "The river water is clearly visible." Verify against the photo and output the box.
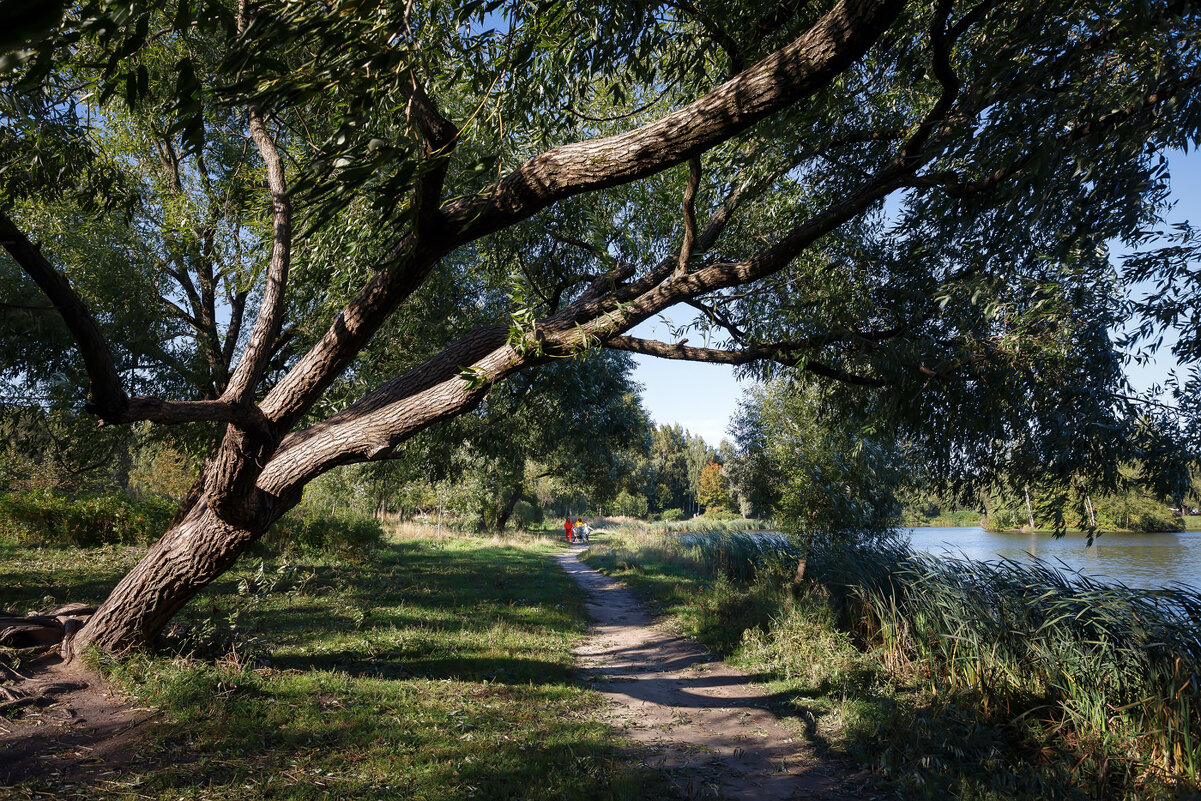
[905,526,1201,591]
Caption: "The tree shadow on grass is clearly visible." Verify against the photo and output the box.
[265,651,576,685]
[6,651,658,800]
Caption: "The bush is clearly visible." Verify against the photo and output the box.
[259,505,383,556]
[612,489,649,519]
[660,507,684,521]
[0,489,176,546]
[511,499,543,529]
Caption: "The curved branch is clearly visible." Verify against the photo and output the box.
[0,212,128,420]
[605,334,888,387]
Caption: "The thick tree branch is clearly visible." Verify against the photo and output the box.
[0,213,129,420]
[259,326,516,496]
[439,0,904,240]
[402,72,459,237]
[121,396,270,428]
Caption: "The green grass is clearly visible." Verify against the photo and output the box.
[1,527,663,800]
[1185,515,1201,532]
[581,526,1201,801]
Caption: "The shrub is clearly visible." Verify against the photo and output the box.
[259,505,383,556]
[660,507,684,522]
[0,489,175,546]
[612,489,649,519]
[511,499,543,529]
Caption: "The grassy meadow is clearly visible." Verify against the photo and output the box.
[582,524,1201,801]
[1,525,663,800]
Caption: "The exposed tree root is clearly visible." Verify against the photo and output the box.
[0,694,51,718]
[0,605,96,658]
[0,654,153,786]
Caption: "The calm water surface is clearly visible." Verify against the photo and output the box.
[905,527,1201,591]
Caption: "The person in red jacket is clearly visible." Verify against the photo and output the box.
[564,517,574,544]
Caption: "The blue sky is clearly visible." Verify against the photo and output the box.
[633,150,1201,447]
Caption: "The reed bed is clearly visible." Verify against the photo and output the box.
[805,536,1201,783]
[609,517,773,536]
[592,526,789,583]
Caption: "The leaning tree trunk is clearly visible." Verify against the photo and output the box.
[494,489,524,533]
[70,337,519,654]
[69,497,277,654]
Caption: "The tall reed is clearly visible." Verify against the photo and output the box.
[805,536,1201,782]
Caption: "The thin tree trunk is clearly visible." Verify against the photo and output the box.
[1024,486,1035,530]
[495,489,524,533]
[792,531,815,588]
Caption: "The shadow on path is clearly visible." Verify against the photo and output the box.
[558,545,870,800]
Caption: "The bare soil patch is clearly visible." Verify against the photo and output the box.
[0,655,154,788]
[559,545,871,800]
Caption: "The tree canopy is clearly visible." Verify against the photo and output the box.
[2,0,1200,651]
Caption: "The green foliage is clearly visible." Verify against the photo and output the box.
[641,424,714,515]
[0,489,175,547]
[898,486,983,527]
[610,489,648,519]
[731,379,905,543]
[510,498,543,529]
[259,505,383,558]
[659,507,684,522]
[701,508,743,521]
[983,480,1183,533]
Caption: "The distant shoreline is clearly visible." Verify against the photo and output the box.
[905,523,1201,534]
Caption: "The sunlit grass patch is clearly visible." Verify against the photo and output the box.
[0,542,144,614]
[6,527,661,800]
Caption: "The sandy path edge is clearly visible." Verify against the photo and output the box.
[557,545,870,800]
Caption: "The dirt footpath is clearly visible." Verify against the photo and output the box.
[558,546,868,800]
[0,657,153,787]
